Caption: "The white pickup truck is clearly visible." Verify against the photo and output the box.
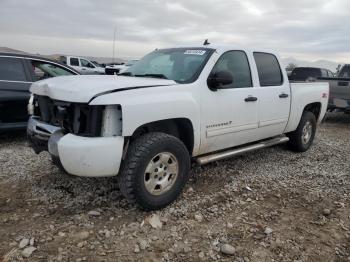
[27,45,329,210]
[61,56,105,75]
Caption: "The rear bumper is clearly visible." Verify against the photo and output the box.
[27,116,124,177]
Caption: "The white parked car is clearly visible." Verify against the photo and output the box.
[28,44,329,210]
[61,56,105,75]
[118,59,139,74]
[105,60,139,75]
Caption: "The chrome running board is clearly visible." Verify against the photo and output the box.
[196,136,289,165]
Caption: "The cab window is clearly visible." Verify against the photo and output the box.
[80,59,95,68]
[210,51,252,88]
[70,57,79,66]
[254,52,283,86]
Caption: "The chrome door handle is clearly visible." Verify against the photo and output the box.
[279,93,289,98]
[244,96,258,102]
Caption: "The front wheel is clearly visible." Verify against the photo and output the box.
[118,132,190,210]
[287,111,317,152]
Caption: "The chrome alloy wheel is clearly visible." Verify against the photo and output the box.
[302,121,313,144]
[144,152,179,195]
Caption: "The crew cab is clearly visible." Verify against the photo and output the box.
[0,53,79,131]
[27,45,329,210]
[61,56,105,75]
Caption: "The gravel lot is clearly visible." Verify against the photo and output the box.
[0,113,349,262]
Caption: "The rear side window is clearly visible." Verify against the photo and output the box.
[0,57,27,81]
[254,52,283,86]
[70,58,79,66]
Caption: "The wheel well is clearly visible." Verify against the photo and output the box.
[130,118,194,154]
[304,102,321,121]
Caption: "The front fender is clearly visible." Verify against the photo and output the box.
[89,85,201,155]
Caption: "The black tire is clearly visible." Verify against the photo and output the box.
[118,132,190,210]
[287,111,317,152]
[51,156,67,173]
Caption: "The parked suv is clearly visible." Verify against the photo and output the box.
[289,67,334,82]
[0,53,79,131]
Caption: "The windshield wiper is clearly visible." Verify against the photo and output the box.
[135,74,168,79]
[118,72,133,76]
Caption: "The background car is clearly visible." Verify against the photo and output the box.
[104,62,125,75]
[60,55,105,75]
[289,67,334,82]
[118,59,139,74]
[0,52,79,131]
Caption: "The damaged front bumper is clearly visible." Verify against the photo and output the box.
[27,116,124,177]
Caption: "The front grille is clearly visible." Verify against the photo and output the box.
[34,95,103,137]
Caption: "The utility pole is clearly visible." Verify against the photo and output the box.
[112,26,117,64]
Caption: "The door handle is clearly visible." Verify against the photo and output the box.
[244,96,258,102]
[279,93,289,98]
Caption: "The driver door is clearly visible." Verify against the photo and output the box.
[80,59,96,74]
[199,50,260,154]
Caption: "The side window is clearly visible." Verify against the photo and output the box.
[31,60,75,81]
[254,52,283,86]
[327,70,333,77]
[80,59,95,68]
[0,57,27,81]
[210,51,252,88]
[70,58,79,66]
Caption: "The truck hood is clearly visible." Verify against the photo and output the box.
[30,75,177,103]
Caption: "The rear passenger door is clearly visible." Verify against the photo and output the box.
[254,52,290,136]
[0,56,32,124]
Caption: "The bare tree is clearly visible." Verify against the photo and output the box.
[286,63,297,71]
[336,64,342,75]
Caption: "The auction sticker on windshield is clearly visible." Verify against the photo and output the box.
[184,50,206,55]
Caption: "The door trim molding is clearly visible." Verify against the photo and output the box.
[259,118,288,127]
[206,123,258,138]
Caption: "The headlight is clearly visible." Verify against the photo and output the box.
[28,94,34,115]
[101,105,122,137]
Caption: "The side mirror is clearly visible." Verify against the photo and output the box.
[207,71,233,91]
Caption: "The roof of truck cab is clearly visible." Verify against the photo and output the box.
[160,44,280,56]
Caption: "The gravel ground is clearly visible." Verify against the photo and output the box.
[0,113,349,262]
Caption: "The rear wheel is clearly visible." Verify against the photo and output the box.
[287,111,317,152]
[118,132,190,210]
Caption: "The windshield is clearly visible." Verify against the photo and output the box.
[339,65,350,78]
[122,48,213,83]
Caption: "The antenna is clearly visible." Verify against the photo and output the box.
[203,39,210,46]
[112,26,117,63]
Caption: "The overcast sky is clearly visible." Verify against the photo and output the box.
[1,0,350,62]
